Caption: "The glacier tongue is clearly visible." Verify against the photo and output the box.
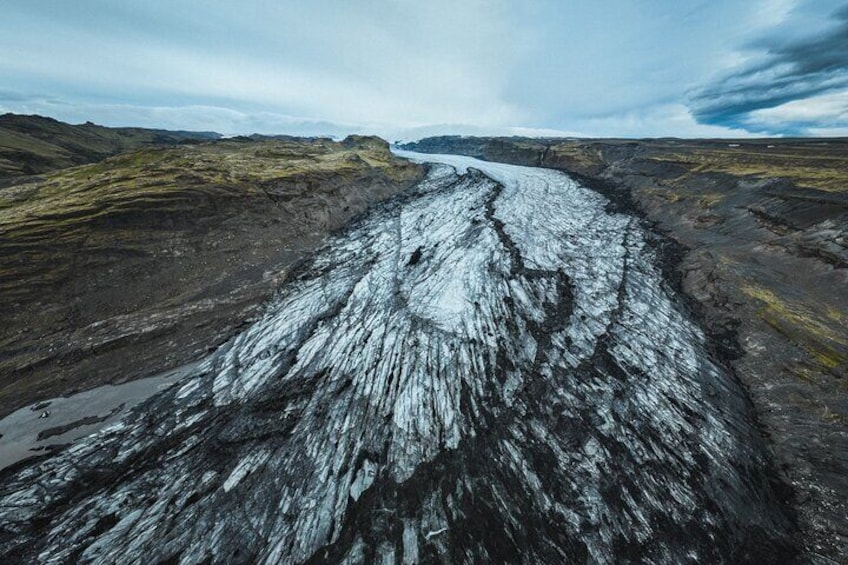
[0,153,793,563]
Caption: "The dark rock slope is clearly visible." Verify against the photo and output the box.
[0,155,795,563]
[0,113,220,180]
[0,134,423,416]
[402,135,848,563]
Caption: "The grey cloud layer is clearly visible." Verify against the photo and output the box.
[2,1,846,137]
[690,4,848,133]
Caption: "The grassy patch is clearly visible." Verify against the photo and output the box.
[642,187,683,203]
[0,138,410,228]
[697,193,724,208]
[743,284,847,375]
[0,136,420,306]
[646,148,848,193]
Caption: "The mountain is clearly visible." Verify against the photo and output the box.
[0,113,221,180]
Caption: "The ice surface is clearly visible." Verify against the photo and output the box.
[0,153,792,563]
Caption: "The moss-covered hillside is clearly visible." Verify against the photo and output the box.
[0,113,220,179]
[1,134,423,415]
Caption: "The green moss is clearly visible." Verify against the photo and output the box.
[697,193,724,208]
[647,148,848,193]
[0,137,417,241]
[3,140,397,223]
[743,284,847,374]
[0,137,423,317]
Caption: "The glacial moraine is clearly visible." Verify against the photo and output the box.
[0,152,795,563]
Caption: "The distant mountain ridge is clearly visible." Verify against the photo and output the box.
[0,113,221,180]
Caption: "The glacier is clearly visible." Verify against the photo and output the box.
[0,153,794,563]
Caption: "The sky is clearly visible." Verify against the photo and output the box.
[1,0,846,139]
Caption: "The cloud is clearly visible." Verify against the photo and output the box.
[689,2,848,133]
[0,95,366,137]
[742,90,848,134]
[0,93,586,141]
[564,104,755,139]
[1,0,843,137]
[0,1,525,134]
[3,93,754,142]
